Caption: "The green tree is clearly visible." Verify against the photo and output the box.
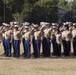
[71,0,76,22]
[28,0,58,23]
[0,0,4,23]
[1,0,58,23]
[58,0,68,7]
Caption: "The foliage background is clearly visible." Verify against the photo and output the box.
[0,0,76,24]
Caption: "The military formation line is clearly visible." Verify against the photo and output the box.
[0,21,76,58]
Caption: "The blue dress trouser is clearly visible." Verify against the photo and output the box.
[42,37,51,57]
[13,40,20,57]
[24,40,30,58]
[51,37,57,55]
[12,38,15,54]
[5,39,11,56]
[72,37,76,56]
[55,43,61,56]
[34,40,41,58]
[32,38,35,55]
[2,37,6,54]
[22,38,26,54]
[62,38,71,56]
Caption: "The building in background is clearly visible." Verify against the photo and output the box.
[58,7,72,24]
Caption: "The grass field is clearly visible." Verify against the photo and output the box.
[0,43,76,75]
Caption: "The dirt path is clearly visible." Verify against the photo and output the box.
[0,43,76,75]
